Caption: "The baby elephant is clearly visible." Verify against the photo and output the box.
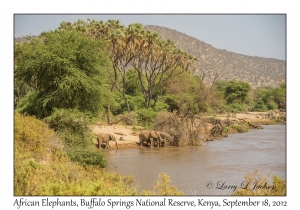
[97,133,118,150]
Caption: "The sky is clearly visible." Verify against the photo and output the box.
[14,14,286,60]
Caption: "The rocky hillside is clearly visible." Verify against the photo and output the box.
[144,25,286,88]
[15,26,286,88]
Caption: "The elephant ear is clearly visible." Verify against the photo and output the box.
[160,133,166,139]
[150,131,159,138]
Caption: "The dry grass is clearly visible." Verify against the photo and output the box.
[232,170,286,196]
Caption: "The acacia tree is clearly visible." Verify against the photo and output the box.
[131,34,197,108]
[59,20,145,122]
[14,29,110,118]
[58,19,197,112]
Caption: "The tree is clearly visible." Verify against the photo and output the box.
[273,83,286,109]
[163,71,224,115]
[224,80,251,104]
[58,20,144,121]
[124,69,142,96]
[14,30,110,118]
[59,19,197,111]
[131,35,197,108]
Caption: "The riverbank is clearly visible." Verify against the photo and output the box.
[91,110,286,149]
[92,124,141,149]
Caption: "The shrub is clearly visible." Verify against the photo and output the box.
[55,128,93,149]
[163,94,180,112]
[141,173,184,195]
[46,108,93,148]
[232,170,286,196]
[14,113,61,161]
[47,108,90,133]
[122,111,138,126]
[128,95,145,111]
[252,100,268,112]
[225,80,251,104]
[46,108,107,168]
[227,103,248,113]
[67,149,107,168]
[136,108,157,126]
[153,111,172,127]
[153,101,169,112]
[266,101,278,110]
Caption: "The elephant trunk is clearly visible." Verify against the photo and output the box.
[115,141,118,150]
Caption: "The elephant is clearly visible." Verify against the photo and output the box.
[97,133,118,150]
[139,130,160,147]
[157,131,173,147]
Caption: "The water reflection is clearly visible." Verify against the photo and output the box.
[107,125,286,195]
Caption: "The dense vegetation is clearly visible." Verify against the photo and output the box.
[14,19,286,195]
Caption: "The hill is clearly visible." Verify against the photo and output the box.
[144,25,286,88]
[15,26,286,88]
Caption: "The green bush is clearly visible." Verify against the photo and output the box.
[227,103,248,113]
[163,94,180,112]
[252,100,268,112]
[46,108,106,168]
[266,101,278,110]
[128,95,145,111]
[47,108,94,148]
[225,80,251,104]
[136,108,157,126]
[67,149,107,168]
[47,108,90,133]
[153,101,169,112]
[56,128,93,149]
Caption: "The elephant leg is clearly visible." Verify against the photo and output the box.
[150,137,154,147]
[98,139,102,149]
[157,139,160,147]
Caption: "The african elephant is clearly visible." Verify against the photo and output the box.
[97,133,118,150]
[157,131,173,147]
[139,130,160,147]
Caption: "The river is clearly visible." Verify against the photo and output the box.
[106,125,286,195]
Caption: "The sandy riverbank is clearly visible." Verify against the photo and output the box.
[91,111,285,149]
[92,124,141,149]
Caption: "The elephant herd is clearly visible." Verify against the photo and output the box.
[96,130,173,150]
[138,130,173,147]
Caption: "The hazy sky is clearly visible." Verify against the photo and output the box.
[14,14,286,60]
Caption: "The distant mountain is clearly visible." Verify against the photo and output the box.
[144,25,286,88]
[15,26,286,88]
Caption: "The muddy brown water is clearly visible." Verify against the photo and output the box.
[106,125,286,195]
